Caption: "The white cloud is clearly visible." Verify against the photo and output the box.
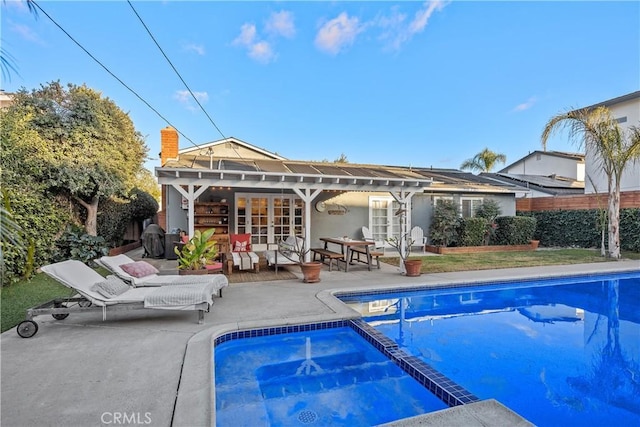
[184,43,205,55]
[233,23,257,46]
[233,22,277,64]
[266,10,295,38]
[513,96,537,112]
[174,90,209,111]
[248,41,275,64]
[315,12,363,55]
[378,1,449,51]
[9,21,43,44]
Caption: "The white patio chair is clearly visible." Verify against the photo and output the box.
[410,226,427,253]
[361,226,385,252]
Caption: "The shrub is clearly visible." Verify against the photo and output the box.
[459,217,487,246]
[53,225,109,266]
[429,200,461,247]
[97,188,158,248]
[475,200,501,221]
[1,189,70,285]
[494,216,537,245]
[128,188,159,220]
[521,208,639,251]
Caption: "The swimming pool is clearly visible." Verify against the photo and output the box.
[214,323,449,426]
[339,272,640,426]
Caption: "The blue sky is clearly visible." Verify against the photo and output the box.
[3,1,639,173]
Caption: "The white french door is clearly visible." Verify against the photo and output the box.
[235,194,304,250]
[369,196,401,246]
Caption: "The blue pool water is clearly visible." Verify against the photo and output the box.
[214,326,447,426]
[340,272,640,426]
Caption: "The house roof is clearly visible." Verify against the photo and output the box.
[498,150,584,173]
[481,172,584,196]
[157,154,518,194]
[579,90,640,111]
[178,136,287,161]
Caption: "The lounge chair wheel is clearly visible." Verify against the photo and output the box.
[17,320,38,338]
[52,302,70,320]
[52,313,69,320]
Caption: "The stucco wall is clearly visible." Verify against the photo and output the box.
[585,97,640,194]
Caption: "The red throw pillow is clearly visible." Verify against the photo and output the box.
[230,234,251,252]
[120,261,159,278]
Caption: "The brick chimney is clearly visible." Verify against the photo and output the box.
[160,126,179,166]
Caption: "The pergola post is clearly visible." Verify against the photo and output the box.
[292,187,322,262]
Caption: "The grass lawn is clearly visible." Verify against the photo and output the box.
[381,248,640,273]
[2,249,638,333]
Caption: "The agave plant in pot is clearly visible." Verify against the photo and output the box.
[175,228,219,274]
[278,235,322,283]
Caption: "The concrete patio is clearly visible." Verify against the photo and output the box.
[1,254,637,426]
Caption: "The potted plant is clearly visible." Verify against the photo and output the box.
[386,234,422,277]
[278,235,322,283]
[175,228,219,274]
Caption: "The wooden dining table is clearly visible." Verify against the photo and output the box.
[318,237,375,272]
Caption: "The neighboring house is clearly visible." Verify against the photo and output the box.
[481,173,584,198]
[0,90,14,109]
[498,150,585,182]
[155,127,522,252]
[580,91,640,194]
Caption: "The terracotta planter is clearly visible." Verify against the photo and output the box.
[530,240,540,250]
[300,262,322,283]
[404,259,422,277]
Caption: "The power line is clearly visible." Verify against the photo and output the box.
[126,1,250,166]
[30,0,200,149]
[127,0,227,143]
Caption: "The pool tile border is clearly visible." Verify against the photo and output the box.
[348,319,479,407]
[213,318,479,409]
[213,320,348,346]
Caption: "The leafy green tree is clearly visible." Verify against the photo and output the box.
[429,200,460,247]
[6,81,148,235]
[460,148,507,173]
[542,106,640,259]
[132,168,161,202]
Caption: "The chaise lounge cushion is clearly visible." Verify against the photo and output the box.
[120,261,159,278]
[92,275,130,298]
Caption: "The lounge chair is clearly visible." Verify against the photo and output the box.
[97,254,228,297]
[16,260,220,338]
[264,235,303,273]
[410,226,428,253]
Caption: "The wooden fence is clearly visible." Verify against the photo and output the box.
[517,191,640,211]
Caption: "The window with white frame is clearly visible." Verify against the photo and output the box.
[433,196,453,208]
[460,197,484,218]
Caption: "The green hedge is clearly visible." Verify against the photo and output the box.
[518,208,640,251]
[494,216,537,245]
[459,217,487,246]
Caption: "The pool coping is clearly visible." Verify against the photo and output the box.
[174,262,640,427]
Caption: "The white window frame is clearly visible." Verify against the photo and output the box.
[460,197,484,218]
[368,196,402,245]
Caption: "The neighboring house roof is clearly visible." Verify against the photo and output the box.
[498,150,584,173]
[481,172,584,196]
[579,90,640,111]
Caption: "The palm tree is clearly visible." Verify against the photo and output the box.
[460,148,507,173]
[542,106,640,259]
[1,1,38,81]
